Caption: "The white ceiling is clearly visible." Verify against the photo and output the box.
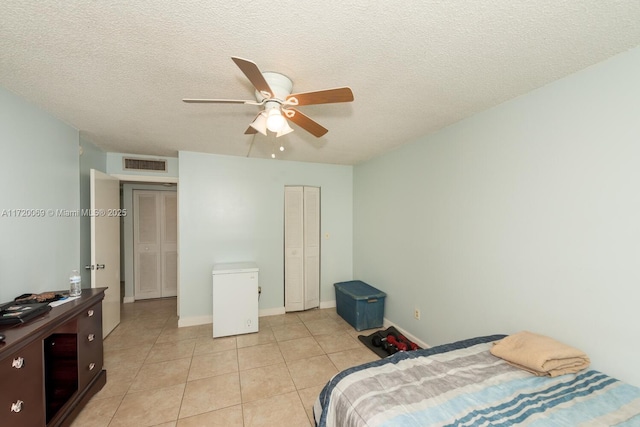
[2,1,639,165]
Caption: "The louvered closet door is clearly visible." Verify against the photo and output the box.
[284,186,320,312]
[161,192,178,297]
[285,187,305,312]
[134,190,178,300]
[303,187,320,310]
[134,191,162,299]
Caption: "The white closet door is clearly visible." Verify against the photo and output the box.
[134,191,162,299]
[284,187,305,312]
[161,192,178,297]
[303,187,320,310]
[285,186,320,312]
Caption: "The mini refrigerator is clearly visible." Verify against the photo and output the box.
[212,262,259,338]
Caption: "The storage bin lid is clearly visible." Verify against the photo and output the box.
[334,280,386,300]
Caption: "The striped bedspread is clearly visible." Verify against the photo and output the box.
[314,335,640,426]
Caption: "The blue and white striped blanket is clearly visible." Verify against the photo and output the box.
[314,335,640,426]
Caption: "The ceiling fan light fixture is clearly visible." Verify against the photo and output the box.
[266,108,286,133]
[276,120,294,138]
[249,112,267,135]
[184,57,354,140]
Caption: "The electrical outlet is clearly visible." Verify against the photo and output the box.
[414,308,421,320]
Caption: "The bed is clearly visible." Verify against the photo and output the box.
[314,335,640,426]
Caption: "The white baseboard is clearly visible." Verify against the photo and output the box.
[178,315,212,328]
[382,318,430,349]
[180,309,288,326]
[258,301,335,317]
[259,307,286,317]
[320,300,336,309]
[180,302,337,326]
[123,296,135,304]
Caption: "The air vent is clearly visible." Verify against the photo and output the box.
[123,158,167,172]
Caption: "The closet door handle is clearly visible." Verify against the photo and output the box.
[87,334,95,342]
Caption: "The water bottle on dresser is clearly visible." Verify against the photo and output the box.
[70,270,82,297]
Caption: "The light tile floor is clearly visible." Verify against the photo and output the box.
[71,298,380,427]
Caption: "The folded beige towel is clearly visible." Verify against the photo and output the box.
[490,331,590,377]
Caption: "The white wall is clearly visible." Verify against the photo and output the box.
[0,87,80,301]
[178,151,353,325]
[353,47,640,385]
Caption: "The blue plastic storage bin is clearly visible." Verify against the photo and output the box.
[334,280,386,331]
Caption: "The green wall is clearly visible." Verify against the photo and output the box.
[0,87,80,301]
[178,152,353,325]
[353,47,640,385]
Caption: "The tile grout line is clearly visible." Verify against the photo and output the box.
[90,302,365,426]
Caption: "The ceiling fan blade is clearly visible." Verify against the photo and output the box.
[285,108,328,137]
[286,87,354,106]
[245,126,258,135]
[231,57,274,98]
[182,98,259,104]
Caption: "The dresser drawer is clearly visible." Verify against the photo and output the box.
[0,341,46,426]
[78,302,102,333]
[78,302,103,390]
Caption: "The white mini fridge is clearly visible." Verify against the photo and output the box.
[212,262,259,338]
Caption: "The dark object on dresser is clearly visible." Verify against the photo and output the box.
[0,302,52,325]
[0,288,107,427]
[14,292,65,304]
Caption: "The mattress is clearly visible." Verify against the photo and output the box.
[314,335,640,426]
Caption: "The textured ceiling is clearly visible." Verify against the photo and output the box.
[2,1,639,165]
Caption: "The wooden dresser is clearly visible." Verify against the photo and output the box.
[0,288,107,427]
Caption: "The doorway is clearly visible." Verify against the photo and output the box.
[120,182,178,303]
[133,190,178,300]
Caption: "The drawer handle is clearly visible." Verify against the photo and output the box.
[87,309,94,317]
[11,357,24,369]
[11,400,23,413]
[89,363,96,371]
[88,334,95,342]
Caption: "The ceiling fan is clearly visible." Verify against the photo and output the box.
[183,57,354,138]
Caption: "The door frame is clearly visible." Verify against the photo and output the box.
[112,175,179,315]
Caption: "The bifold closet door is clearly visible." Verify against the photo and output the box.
[303,187,320,309]
[134,190,177,300]
[161,192,178,297]
[284,186,320,312]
